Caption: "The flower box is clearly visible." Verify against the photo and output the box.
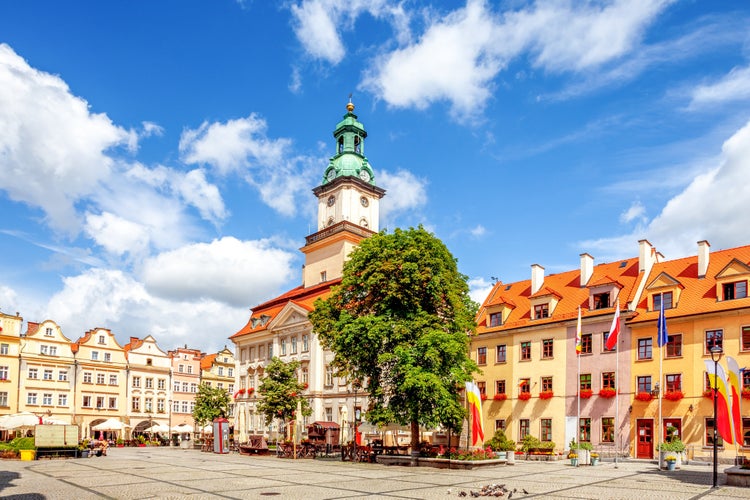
[742,389,750,400]
[598,388,616,398]
[247,388,255,394]
[539,390,554,400]
[635,392,653,402]
[663,390,684,401]
[703,389,714,399]
[480,394,488,401]
[493,393,508,401]
[579,389,593,399]
[518,392,531,401]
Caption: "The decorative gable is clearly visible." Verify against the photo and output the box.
[485,297,516,327]
[586,275,624,310]
[646,272,684,310]
[714,258,750,301]
[529,287,562,319]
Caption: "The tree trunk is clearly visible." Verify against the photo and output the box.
[410,420,420,465]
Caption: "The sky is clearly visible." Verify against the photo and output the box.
[1,0,750,355]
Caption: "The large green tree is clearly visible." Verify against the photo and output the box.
[193,383,231,429]
[309,226,478,452]
[257,357,311,437]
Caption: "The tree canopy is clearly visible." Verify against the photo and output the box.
[257,357,311,434]
[192,383,231,427]
[308,226,478,449]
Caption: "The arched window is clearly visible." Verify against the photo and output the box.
[338,137,344,153]
[354,136,360,153]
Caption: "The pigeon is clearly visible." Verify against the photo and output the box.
[522,489,529,495]
[507,492,513,499]
[471,491,480,497]
[459,491,467,497]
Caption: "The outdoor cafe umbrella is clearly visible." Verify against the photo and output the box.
[144,423,170,433]
[91,417,130,431]
[171,423,194,434]
[0,412,41,430]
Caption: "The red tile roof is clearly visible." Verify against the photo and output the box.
[200,353,217,371]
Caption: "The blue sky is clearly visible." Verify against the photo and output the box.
[1,1,749,354]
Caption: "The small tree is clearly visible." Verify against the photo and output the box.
[256,357,311,438]
[193,383,231,430]
[309,226,478,452]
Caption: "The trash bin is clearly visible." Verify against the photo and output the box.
[20,450,36,461]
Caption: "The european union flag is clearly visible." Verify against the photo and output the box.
[657,299,668,347]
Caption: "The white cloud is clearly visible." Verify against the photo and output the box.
[84,212,151,257]
[0,43,132,234]
[620,201,646,224]
[45,268,250,354]
[468,276,493,306]
[689,65,750,109]
[378,169,428,225]
[141,237,297,307]
[582,119,750,261]
[174,169,228,224]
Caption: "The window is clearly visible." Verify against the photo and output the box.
[291,337,298,354]
[637,375,652,393]
[145,398,153,412]
[580,374,592,390]
[519,419,530,439]
[42,393,52,405]
[187,365,193,374]
[706,418,724,447]
[705,329,723,353]
[58,370,68,382]
[49,346,57,356]
[541,419,552,442]
[320,271,327,282]
[302,367,309,384]
[108,397,117,409]
[27,392,38,405]
[132,397,141,411]
[666,334,682,357]
[581,333,592,354]
[28,368,38,379]
[45,327,53,336]
[579,418,591,442]
[637,338,653,360]
[228,384,234,393]
[593,292,610,309]
[178,364,184,373]
[0,343,8,355]
[146,358,153,366]
[58,394,67,406]
[280,339,287,356]
[98,335,106,344]
[103,352,111,362]
[534,303,549,319]
[228,368,233,377]
[96,396,104,409]
[0,366,7,380]
[218,367,224,376]
[496,344,506,363]
[744,369,750,391]
[145,378,153,389]
[190,383,197,393]
[182,382,189,392]
[496,380,506,395]
[133,377,141,388]
[91,351,99,361]
[82,395,91,407]
[83,372,92,383]
[743,418,750,447]
[602,417,615,442]
[157,399,165,413]
[519,378,530,394]
[653,291,673,310]
[325,365,334,386]
[181,401,188,413]
[542,339,553,358]
[40,345,49,355]
[0,391,7,407]
[742,327,750,352]
[96,373,105,384]
[158,379,166,390]
[109,374,117,385]
[259,345,265,360]
[302,335,309,352]
[489,312,502,327]
[477,347,487,365]
[723,281,747,301]
[541,376,553,392]
[325,407,333,422]
[602,372,616,389]
[602,331,616,352]
[173,400,179,413]
[217,382,224,390]
[477,381,486,396]
[43,369,53,380]
[495,419,506,431]
[520,341,531,361]
[665,374,682,392]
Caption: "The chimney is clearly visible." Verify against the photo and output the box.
[638,239,654,273]
[698,240,710,278]
[580,253,594,287]
[531,264,545,295]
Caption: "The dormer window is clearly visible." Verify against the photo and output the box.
[723,281,747,301]
[534,303,549,319]
[98,335,106,345]
[45,328,53,337]
[653,291,673,311]
[489,312,502,327]
[593,292,610,310]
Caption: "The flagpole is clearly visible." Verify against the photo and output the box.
[576,306,581,468]
[658,341,663,470]
[615,309,619,469]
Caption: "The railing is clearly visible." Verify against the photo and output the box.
[305,221,374,245]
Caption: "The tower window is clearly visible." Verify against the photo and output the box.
[338,137,343,153]
[354,136,361,153]
[320,271,327,282]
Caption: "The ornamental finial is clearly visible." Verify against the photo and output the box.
[346,93,354,112]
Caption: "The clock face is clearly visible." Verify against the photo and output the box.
[359,169,371,182]
[327,195,335,207]
[360,196,369,207]
[327,169,336,181]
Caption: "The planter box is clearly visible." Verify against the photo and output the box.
[20,450,36,461]
[376,455,507,469]
[659,451,682,469]
[726,466,750,487]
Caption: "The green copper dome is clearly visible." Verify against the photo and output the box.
[322,99,375,185]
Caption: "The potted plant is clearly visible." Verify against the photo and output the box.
[484,430,516,462]
[116,438,124,447]
[590,452,599,466]
[78,439,90,458]
[598,387,616,398]
[569,439,592,465]
[568,452,578,466]
[659,438,685,468]
[518,392,531,401]
[665,455,677,471]
[539,390,554,400]
[493,393,508,401]
[664,390,684,401]
[480,394,488,401]
[635,391,653,402]
[579,389,593,399]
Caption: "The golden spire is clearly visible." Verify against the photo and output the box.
[346,93,354,112]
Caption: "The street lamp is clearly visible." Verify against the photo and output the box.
[710,345,723,488]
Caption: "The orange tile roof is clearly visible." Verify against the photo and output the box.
[200,353,217,371]
[230,279,341,340]
[477,257,641,333]
[629,244,750,324]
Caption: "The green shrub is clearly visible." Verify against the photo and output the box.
[0,437,36,451]
[658,438,685,452]
[568,438,592,451]
[484,430,516,451]
[520,435,541,452]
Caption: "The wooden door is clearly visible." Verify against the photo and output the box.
[636,419,653,459]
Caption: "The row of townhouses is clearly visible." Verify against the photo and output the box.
[0,316,235,439]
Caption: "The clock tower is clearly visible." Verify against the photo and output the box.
[300,98,386,287]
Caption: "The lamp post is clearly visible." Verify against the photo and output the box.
[710,345,723,488]
[168,399,173,447]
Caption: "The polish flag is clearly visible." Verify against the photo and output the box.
[605,300,620,351]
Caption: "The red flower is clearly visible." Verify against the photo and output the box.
[703,389,714,399]
[290,392,297,397]
[539,390,554,400]
[238,388,246,394]
[742,389,750,400]
[663,390,684,401]
[635,392,653,402]
[480,394,488,401]
[579,389,593,399]
[598,388,616,398]
[493,394,508,401]
[302,383,309,389]
[518,392,531,401]
[247,387,255,394]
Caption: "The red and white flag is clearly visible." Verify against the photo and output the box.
[605,300,620,350]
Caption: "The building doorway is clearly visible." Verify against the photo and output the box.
[636,419,653,459]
